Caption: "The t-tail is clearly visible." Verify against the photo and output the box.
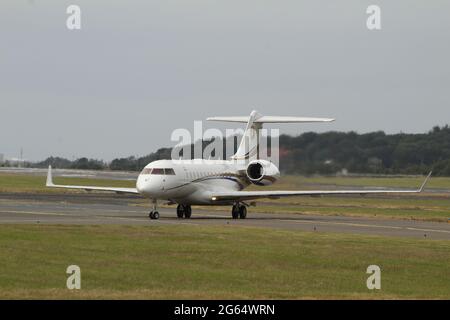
[207,110,335,161]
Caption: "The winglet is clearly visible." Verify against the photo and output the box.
[46,165,54,187]
[418,171,432,192]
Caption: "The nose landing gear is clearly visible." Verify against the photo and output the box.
[232,203,247,219]
[176,204,192,218]
[149,211,159,220]
[149,200,159,220]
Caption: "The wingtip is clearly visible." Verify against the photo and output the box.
[46,165,54,187]
[419,171,432,192]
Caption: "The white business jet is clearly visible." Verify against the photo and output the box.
[46,110,431,220]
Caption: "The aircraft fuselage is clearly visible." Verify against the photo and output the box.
[136,159,256,205]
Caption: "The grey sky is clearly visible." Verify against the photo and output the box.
[1,1,449,161]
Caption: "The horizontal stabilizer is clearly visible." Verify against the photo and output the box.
[207,115,335,123]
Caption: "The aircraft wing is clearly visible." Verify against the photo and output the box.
[211,172,432,202]
[45,166,139,194]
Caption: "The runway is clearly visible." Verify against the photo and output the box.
[1,193,449,239]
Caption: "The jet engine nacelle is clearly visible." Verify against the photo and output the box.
[246,160,280,186]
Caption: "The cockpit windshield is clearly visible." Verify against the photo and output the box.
[140,168,175,175]
[151,168,164,175]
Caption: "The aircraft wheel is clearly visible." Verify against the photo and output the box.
[231,205,239,219]
[184,205,192,219]
[176,205,184,218]
[152,211,160,220]
[239,205,247,219]
[149,211,154,219]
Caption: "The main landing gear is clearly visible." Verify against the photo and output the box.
[149,200,160,220]
[231,203,247,219]
[177,204,192,219]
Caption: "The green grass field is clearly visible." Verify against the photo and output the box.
[0,224,449,299]
[0,172,449,299]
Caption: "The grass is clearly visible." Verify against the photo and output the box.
[0,173,449,299]
[0,224,448,299]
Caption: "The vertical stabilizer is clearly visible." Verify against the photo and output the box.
[231,110,262,161]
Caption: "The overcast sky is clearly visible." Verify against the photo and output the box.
[1,1,449,161]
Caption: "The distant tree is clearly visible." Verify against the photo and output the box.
[35,156,73,169]
[29,125,450,176]
[71,158,106,170]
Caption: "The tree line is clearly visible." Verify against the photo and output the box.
[28,125,450,176]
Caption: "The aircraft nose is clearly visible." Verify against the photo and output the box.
[136,174,161,196]
[136,175,147,193]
